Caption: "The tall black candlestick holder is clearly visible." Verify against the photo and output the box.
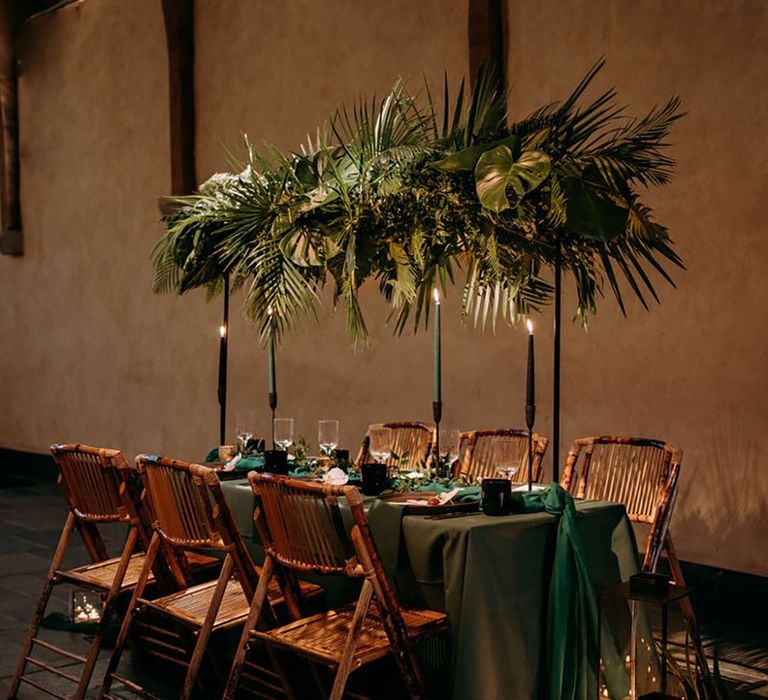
[552,232,562,484]
[269,392,277,449]
[433,400,442,476]
[526,403,535,491]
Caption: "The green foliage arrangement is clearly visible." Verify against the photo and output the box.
[153,59,684,345]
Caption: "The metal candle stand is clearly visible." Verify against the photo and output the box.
[269,392,277,449]
[552,232,562,484]
[433,400,442,477]
[526,404,535,491]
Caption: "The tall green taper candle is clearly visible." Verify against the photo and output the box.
[267,308,276,395]
[433,288,441,402]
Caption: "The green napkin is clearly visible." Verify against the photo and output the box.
[235,455,264,470]
[203,449,264,470]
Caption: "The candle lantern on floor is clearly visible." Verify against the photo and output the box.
[597,579,694,699]
[70,590,103,624]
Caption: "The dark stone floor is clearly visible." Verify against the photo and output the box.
[0,477,766,698]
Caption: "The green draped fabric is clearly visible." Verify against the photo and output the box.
[512,484,599,700]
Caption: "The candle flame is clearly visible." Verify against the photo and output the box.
[219,325,227,338]
[433,287,440,304]
[526,319,533,334]
[268,305,273,316]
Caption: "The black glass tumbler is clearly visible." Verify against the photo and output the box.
[263,450,289,475]
[361,463,388,496]
[481,478,512,516]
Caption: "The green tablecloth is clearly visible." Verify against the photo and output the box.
[220,479,640,700]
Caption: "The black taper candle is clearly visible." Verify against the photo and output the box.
[525,320,536,491]
[267,308,277,448]
[217,275,229,446]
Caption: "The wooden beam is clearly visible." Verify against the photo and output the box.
[161,0,196,195]
[0,0,21,255]
[468,0,506,89]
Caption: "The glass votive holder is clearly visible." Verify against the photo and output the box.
[361,463,388,496]
[218,445,237,462]
[333,449,350,471]
[481,478,512,516]
[70,589,103,624]
[263,450,289,475]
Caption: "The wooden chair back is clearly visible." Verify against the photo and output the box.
[561,436,682,572]
[249,473,361,577]
[249,473,406,620]
[136,455,228,549]
[51,443,131,524]
[136,454,258,597]
[562,436,680,521]
[455,429,548,483]
[356,422,434,471]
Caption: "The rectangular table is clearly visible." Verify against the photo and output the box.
[220,479,640,700]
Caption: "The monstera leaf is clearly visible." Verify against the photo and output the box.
[431,135,521,172]
[562,173,629,241]
[474,146,552,213]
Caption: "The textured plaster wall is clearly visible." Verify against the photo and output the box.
[0,0,765,575]
[505,0,768,575]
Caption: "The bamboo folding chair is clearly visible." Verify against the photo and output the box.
[355,422,435,471]
[454,429,548,484]
[224,473,447,700]
[560,436,692,618]
[8,444,158,700]
[99,455,320,700]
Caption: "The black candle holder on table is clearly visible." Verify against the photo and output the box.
[361,463,389,496]
[481,478,513,516]
[263,449,289,475]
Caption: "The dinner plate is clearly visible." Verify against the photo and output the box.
[379,491,480,515]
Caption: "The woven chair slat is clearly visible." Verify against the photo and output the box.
[456,429,548,483]
[356,422,434,470]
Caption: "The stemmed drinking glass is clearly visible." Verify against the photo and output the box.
[318,420,339,456]
[273,418,294,452]
[440,428,462,474]
[235,412,254,452]
[494,437,520,481]
[368,427,393,466]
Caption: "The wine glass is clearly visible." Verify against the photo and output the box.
[368,427,392,465]
[273,418,294,452]
[440,428,462,472]
[494,437,520,481]
[318,420,339,456]
[235,412,254,452]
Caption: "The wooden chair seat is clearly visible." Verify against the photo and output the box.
[59,551,217,590]
[145,575,323,630]
[252,604,447,667]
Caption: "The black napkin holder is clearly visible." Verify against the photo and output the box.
[629,572,669,595]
